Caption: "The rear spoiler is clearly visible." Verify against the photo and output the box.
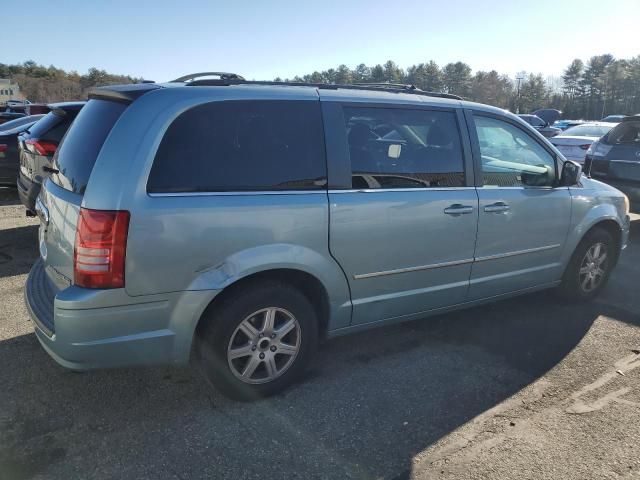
[88,83,161,104]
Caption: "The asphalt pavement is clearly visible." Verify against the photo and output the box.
[0,186,639,480]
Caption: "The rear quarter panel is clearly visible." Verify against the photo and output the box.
[82,87,352,331]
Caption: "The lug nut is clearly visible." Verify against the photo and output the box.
[270,346,277,352]
[271,333,276,339]
[259,353,265,359]
[259,333,264,338]
[251,345,257,351]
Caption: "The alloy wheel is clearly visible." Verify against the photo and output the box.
[578,242,608,293]
[227,307,301,384]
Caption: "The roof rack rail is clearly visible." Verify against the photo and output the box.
[352,82,418,90]
[170,72,245,83]
[180,78,463,100]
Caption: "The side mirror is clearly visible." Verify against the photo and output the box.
[560,160,582,186]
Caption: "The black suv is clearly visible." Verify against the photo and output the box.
[17,102,84,213]
[585,115,640,213]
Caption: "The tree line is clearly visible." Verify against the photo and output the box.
[0,61,141,104]
[277,54,640,120]
[3,55,639,120]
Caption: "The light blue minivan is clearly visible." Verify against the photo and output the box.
[26,74,631,399]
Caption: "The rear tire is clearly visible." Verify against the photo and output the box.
[195,281,318,401]
[557,228,615,301]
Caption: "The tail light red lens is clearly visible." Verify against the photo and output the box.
[0,144,7,153]
[74,208,130,289]
[579,144,592,150]
[25,138,58,156]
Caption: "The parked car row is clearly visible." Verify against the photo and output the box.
[0,115,45,184]
[16,102,84,213]
[21,74,632,400]
[585,115,640,213]
[550,122,618,163]
[517,114,562,138]
[553,119,585,131]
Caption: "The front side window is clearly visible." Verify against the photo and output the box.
[343,106,465,189]
[148,100,327,193]
[475,115,556,187]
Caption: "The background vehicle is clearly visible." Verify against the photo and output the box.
[26,104,51,116]
[602,114,628,123]
[0,111,25,125]
[17,102,84,212]
[553,119,585,131]
[585,116,640,212]
[550,122,617,163]
[532,108,562,126]
[518,114,561,137]
[0,114,43,132]
[0,115,45,184]
[25,78,629,401]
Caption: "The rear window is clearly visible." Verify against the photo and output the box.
[147,100,327,193]
[28,111,75,141]
[51,100,126,194]
[603,121,640,144]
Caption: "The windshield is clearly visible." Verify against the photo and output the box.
[561,125,613,138]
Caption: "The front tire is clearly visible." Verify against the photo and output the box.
[558,228,616,301]
[195,281,318,401]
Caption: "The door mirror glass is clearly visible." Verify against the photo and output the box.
[560,160,582,186]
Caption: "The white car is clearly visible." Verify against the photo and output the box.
[550,122,618,163]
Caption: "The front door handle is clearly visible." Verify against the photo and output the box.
[484,202,510,213]
[444,204,474,215]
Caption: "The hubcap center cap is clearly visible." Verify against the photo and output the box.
[258,338,271,350]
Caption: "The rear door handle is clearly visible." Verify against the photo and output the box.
[484,202,510,213]
[444,204,474,215]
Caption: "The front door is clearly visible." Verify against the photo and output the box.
[325,102,478,325]
[467,112,571,300]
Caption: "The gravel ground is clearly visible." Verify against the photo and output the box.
[0,186,639,480]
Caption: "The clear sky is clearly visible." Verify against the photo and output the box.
[3,0,638,81]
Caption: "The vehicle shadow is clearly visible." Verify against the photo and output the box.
[0,216,637,479]
[0,292,612,480]
[0,224,38,279]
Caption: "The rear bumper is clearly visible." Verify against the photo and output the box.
[16,172,41,212]
[25,259,219,370]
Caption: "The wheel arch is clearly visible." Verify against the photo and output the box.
[573,218,623,266]
[195,268,332,341]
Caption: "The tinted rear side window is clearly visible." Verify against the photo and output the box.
[51,100,126,194]
[148,100,327,193]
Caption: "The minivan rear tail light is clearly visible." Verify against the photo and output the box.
[0,144,7,153]
[25,139,58,156]
[74,208,130,289]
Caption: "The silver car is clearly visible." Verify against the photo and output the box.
[26,74,631,400]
